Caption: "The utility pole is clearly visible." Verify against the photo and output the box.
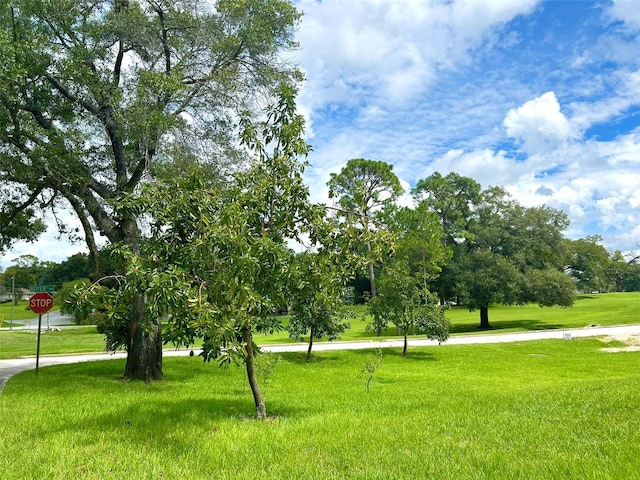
[10,275,15,330]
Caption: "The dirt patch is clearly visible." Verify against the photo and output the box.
[600,334,640,353]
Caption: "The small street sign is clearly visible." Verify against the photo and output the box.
[29,292,54,314]
[29,285,55,293]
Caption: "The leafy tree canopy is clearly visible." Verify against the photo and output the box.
[0,0,304,381]
[327,158,403,297]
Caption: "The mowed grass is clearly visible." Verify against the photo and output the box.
[1,292,640,358]
[257,292,640,343]
[0,326,107,359]
[1,338,639,479]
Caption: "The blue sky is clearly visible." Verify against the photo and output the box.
[2,0,640,269]
[294,0,640,251]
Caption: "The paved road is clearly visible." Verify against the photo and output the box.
[2,323,639,393]
[1,310,73,330]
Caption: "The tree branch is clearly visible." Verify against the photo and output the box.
[67,194,103,277]
[44,73,100,116]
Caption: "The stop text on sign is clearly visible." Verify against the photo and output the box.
[31,298,52,308]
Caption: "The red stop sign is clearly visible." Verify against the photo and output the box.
[30,292,54,314]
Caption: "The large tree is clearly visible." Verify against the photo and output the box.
[566,236,612,292]
[412,171,482,246]
[414,173,574,328]
[0,0,302,381]
[327,159,403,298]
[74,85,330,418]
[411,172,482,303]
[608,250,640,292]
[458,186,575,328]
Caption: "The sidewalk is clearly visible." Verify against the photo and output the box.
[2,324,640,393]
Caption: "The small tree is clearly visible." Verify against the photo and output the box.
[287,252,353,360]
[369,261,449,356]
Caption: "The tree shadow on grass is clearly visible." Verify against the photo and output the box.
[42,396,266,454]
[280,352,343,365]
[450,319,564,334]
[397,350,438,361]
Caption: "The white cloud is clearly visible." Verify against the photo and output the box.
[422,148,525,188]
[295,0,540,109]
[606,0,640,31]
[503,91,578,154]
[569,69,640,132]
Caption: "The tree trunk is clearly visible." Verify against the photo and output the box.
[368,260,377,298]
[479,305,491,329]
[364,237,377,298]
[306,328,314,361]
[402,327,409,357]
[123,295,163,382]
[120,219,163,382]
[242,326,266,420]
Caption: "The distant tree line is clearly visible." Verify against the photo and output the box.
[0,250,120,296]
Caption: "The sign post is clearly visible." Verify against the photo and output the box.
[30,292,54,375]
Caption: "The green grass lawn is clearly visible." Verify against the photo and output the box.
[2,292,640,359]
[1,338,638,479]
[257,291,640,344]
[0,326,107,359]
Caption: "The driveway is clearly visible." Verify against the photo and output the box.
[2,324,639,393]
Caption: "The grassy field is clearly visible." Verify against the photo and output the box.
[258,291,640,343]
[1,338,639,479]
[1,292,640,359]
[0,326,106,359]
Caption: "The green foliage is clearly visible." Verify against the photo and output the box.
[58,279,92,324]
[412,171,482,245]
[369,261,449,355]
[526,268,576,308]
[46,254,93,286]
[0,196,46,253]
[327,158,403,297]
[388,203,448,287]
[67,277,129,351]
[287,252,353,359]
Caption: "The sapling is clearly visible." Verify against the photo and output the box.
[362,349,383,393]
